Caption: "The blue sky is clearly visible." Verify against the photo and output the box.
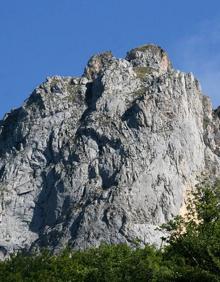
[1,0,220,118]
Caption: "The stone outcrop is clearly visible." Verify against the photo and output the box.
[0,44,219,258]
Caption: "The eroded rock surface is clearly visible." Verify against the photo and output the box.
[0,44,219,258]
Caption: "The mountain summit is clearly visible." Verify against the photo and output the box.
[0,44,219,258]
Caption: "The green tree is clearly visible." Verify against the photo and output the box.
[162,180,220,281]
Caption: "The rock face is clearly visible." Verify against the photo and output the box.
[0,44,219,258]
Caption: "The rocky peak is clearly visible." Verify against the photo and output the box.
[0,44,219,259]
[126,44,172,75]
[84,51,114,80]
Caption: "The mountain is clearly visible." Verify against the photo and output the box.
[0,44,219,258]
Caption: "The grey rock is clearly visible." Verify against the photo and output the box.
[0,44,219,258]
[126,44,172,75]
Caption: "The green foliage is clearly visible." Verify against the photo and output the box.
[162,180,220,281]
[0,245,173,282]
[133,66,153,79]
[1,181,220,281]
[133,45,162,54]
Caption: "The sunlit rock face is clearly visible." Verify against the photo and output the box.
[125,44,172,75]
[0,44,219,258]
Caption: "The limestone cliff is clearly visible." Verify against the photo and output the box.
[0,44,219,258]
